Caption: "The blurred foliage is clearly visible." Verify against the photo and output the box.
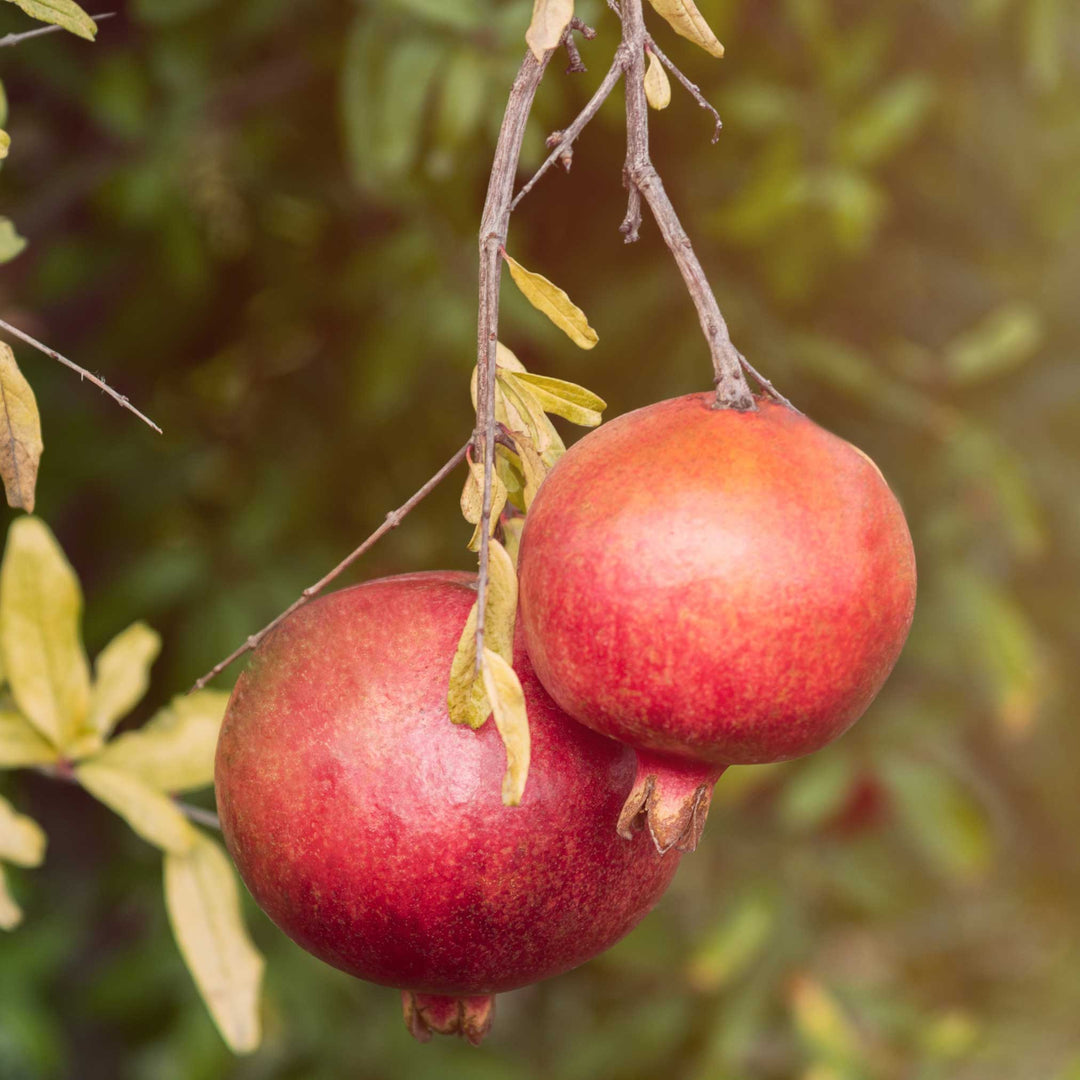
[0,0,1078,1076]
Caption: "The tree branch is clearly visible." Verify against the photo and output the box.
[644,36,723,143]
[190,442,470,691]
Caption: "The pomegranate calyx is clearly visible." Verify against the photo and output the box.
[401,991,496,1046]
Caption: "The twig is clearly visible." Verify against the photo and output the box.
[644,36,723,143]
[190,442,470,691]
[0,11,115,48]
[0,318,162,434]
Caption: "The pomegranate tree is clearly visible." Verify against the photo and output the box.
[517,394,917,854]
[215,572,680,1044]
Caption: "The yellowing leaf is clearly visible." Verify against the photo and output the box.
[495,341,527,373]
[513,435,548,508]
[165,833,264,1054]
[0,343,43,514]
[644,50,672,109]
[90,691,228,793]
[0,707,58,768]
[76,762,198,854]
[461,452,509,552]
[496,373,566,466]
[506,371,606,427]
[0,516,91,750]
[502,516,525,568]
[0,793,46,866]
[0,130,9,160]
[0,864,22,930]
[481,648,531,806]
[647,0,725,58]
[524,0,573,61]
[0,218,27,265]
[87,621,162,739]
[6,0,98,41]
[503,252,599,350]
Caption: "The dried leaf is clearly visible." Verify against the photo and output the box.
[0,706,58,768]
[76,762,198,854]
[506,371,606,427]
[6,0,98,40]
[644,50,672,109]
[0,343,43,514]
[90,691,229,793]
[165,833,265,1054]
[647,0,725,58]
[503,252,599,350]
[524,0,573,61]
[0,793,46,867]
[481,648,531,806]
[87,621,162,739]
[0,516,91,750]
[0,864,22,930]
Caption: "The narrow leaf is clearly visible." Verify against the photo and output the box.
[496,373,566,466]
[76,762,198,854]
[6,0,98,41]
[165,833,265,1054]
[503,252,599,350]
[0,343,43,513]
[506,371,606,427]
[644,50,672,109]
[0,864,22,930]
[0,707,58,768]
[647,0,725,58]
[525,0,573,61]
[513,435,548,509]
[447,602,486,729]
[87,621,162,739]
[502,516,525,568]
[481,648,531,806]
[0,516,91,750]
[90,691,228,793]
[495,341,527,373]
[0,794,46,867]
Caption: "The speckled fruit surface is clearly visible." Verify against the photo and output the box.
[215,572,679,1019]
[518,394,917,770]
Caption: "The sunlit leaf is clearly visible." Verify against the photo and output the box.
[89,691,228,793]
[0,706,57,768]
[0,794,46,867]
[647,0,725,58]
[0,863,22,930]
[164,833,264,1054]
[644,50,672,109]
[0,344,42,514]
[5,0,98,40]
[503,252,599,350]
[0,516,91,750]
[506,371,606,427]
[0,218,26,265]
[76,762,198,854]
[525,0,573,61]
[481,648,530,806]
[86,621,161,739]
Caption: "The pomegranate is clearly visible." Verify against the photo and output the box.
[215,572,680,1044]
[517,394,916,854]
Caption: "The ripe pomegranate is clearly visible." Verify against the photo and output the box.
[215,572,680,1045]
[517,394,916,854]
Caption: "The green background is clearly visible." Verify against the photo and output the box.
[2,0,1079,1076]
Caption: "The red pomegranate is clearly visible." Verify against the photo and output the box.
[215,572,680,1044]
[517,394,916,854]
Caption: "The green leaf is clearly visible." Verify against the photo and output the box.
[686,893,774,991]
[0,706,57,768]
[86,621,161,740]
[788,975,862,1068]
[0,218,27,265]
[503,252,599,350]
[387,0,484,32]
[76,762,198,854]
[505,371,606,427]
[777,754,857,832]
[164,833,264,1054]
[90,691,228,793]
[525,0,573,60]
[0,343,43,514]
[0,794,46,867]
[944,302,1044,384]
[0,863,22,930]
[647,0,725,58]
[835,75,936,168]
[0,516,91,751]
[481,648,530,806]
[4,0,98,41]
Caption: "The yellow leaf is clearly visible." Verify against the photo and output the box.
[0,793,46,866]
[0,343,43,514]
[502,516,525,568]
[505,371,606,427]
[647,0,725,58]
[0,864,23,930]
[76,762,198,854]
[447,602,486,729]
[481,648,531,806]
[644,50,672,109]
[87,621,162,739]
[0,130,9,160]
[524,0,573,61]
[165,833,264,1054]
[0,516,91,750]
[461,453,509,553]
[503,252,599,350]
[8,0,98,41]
[0,706,58,768]
[89,691,228,793]
[495,341,527,373]
[496,373,566,466]
[513,434,548,509]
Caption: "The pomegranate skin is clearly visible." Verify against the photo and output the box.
[517,394,916,768]
[215,572,679,1007]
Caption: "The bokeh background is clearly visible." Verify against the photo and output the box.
[1,0,1079,1076]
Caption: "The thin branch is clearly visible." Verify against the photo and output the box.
[0,318,162,434]
[644,36,723,143]
[190,442,470,691]
[0,11,115,48]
